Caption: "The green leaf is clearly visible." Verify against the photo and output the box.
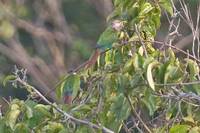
[105,50,112,66]
[76,126,96,133]
[25,106,33,119]
[56,74,80,99]
[183,115,195,123]
[42,122,64,133]
[123,59,133,73]
[143,22,157,36]
[189,127,200,133]
[0,118,12,133]
[142,89,157,116]
[159,0,173,15]
[146,61,160,90]
[71,104,91,113]
[99,102,122,132]
[5,104,21,130]
[113,0,122,7]
[111,94,130,120]
[151,7,161,28]
[34,104,52,118]
[164,65,183,83]
[3,75,16,86]
[165,100,178,120]
[139,2,154,17]
[56,76,68,98]
[14,123,29,133]
[107,8,120,22]
[133,53,144,70]
[130,72,143,88]
[66,74,80,99]
[127,4,139,20]
[56,81,66,99]
[0,20,15,39]
[116,73,130,93]
[159,62,170,83]
[185,59,199,78]
[113,49,123,65]
[166,48,176,62]
[170,124,190,133]
[143,57,154,70]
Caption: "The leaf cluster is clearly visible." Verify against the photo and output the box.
[2,0,200,132]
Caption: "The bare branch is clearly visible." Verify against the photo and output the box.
[15,77,114,133]
[125,94,152,133]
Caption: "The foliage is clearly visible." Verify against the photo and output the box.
[0,0,104,100]
[2,0,200,133]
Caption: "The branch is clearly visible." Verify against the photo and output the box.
[15,78,114,133]
[124,94,152,133]
[155,80,200,86]
[155,91,200,104]
[135,24,148,57]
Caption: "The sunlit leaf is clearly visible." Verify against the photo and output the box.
[185,59,199,78]
[34,104,52,118]
[189,127,200,133]
[133,53,144,70]
[147,61,160,90]
[14,123,29,133]
[42,122,64,133]
[170,124,190,133]
[123,59,133,73]
[166,48,176,62]
[105,50,113,66]
[5,104,21,129]
[164,65,183,83]
[159,0,173,15]
[151,7,161,28]
[25,106,33,119]
[0,20,15,39]
[139,2,154,17]
[56,76,67,99]
[183,115,195,123]
[3,75,16,86]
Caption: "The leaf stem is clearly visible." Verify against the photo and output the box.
[16,78,114,133]
[124,93,152,133]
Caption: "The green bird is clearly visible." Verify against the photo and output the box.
[85,20,124,68]
[64,21,124,104]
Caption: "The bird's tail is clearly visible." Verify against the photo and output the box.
[85,49,100,69]
[63,90,73,104]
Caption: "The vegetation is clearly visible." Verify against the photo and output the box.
[1,0,200,133]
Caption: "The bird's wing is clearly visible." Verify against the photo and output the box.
[97,27,118,51]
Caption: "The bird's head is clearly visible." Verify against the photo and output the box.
[111,20,125,31]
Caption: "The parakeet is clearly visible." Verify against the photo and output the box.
[64,20,123,104]
[63,90,73,104]
[85,20,123,68]
[62,74,80,105]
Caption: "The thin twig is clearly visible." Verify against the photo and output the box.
[155,80,200,86]
[15,78,114,133]
[122,121,131,133]
[125,94,152,133]
[155,90,200,103]
[2,97,10,105]
[135,24,148,57]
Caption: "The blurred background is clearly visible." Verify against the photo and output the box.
[0,0,199,102]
